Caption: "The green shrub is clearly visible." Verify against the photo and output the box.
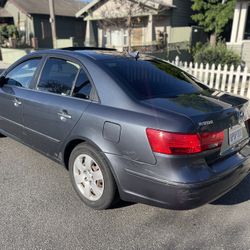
[193,42,241,67]
[0,24,9,44]
[6,25,19,39]
[0,24,19,46]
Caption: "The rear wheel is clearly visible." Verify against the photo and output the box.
[69,143,118,210]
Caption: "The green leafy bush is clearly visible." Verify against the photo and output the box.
[0,24,19,46]
[6,25,19,39]
[0,25,9,44]
[193,42,241,67]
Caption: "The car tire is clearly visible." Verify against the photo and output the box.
[69,143,118,210]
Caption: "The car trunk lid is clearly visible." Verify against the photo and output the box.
[142,90,250,158]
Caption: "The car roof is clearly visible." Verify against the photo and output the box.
[31,48,153,62]
[74,50,127,60]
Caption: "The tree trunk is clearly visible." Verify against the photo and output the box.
[210,33,217,47]
[128,14,132,52]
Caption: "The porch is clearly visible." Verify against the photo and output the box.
[228,1,250,68]
[84,15,170,50]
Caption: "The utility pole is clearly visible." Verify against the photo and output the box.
[49,0,57,48]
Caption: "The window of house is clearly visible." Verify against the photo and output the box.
[5,58,41,88]
[103,29,109,47]
[244,6,250,40]
[41,20,51,39]
[123,29,128,46]
[37,58,80,96]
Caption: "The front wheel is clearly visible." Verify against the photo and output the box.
[69,143,118,210]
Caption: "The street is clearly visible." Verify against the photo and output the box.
[0,137,250,250]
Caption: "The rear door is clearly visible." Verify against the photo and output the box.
[22,56,93,158]
[0,58,42,139]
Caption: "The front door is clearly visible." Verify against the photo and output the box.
[34,17,53,48]
[132,27,143,46]
[0,58,41,139]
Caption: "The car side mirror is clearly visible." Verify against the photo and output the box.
[0,76,6,87]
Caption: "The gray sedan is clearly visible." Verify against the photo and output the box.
[0,48,250,210]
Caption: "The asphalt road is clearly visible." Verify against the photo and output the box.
[1,137,250,250]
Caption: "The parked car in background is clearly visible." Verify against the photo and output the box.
[0,48,250,210]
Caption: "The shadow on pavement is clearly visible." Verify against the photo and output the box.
[212,174,250,206]
[111,200,135,209]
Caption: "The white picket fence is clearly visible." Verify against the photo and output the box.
[172,57,250,98]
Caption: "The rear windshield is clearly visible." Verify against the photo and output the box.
[100,58,208,100]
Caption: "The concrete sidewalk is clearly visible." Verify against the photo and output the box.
[0,61,10,74]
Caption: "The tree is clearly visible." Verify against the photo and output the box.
[98,0,152,51]
[191,0,236,46]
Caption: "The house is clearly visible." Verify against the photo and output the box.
[228,0,250,67]
[0,7,13,24]
[0,0,86,48]
[75,0,199,51]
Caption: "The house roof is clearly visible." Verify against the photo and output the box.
[76,0,175,18]
[0,6,11,17]
[8,0,87,17]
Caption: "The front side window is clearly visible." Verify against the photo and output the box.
[37,58,80,96]
[5,58,41,88]
[72,69,92,100]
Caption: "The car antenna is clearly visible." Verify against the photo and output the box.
[124,49,140,61]
[129,51,140,61]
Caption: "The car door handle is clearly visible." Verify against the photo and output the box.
[58,111,72,120]
[13,99,22,107]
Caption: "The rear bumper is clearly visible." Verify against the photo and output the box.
[106,145,250,210]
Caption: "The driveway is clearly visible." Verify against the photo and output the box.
[0,137,250,250]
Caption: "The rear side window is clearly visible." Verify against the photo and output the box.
[37,58,80,96]
[101,59,207,100]
[72,69,92,100]
[5,58,41,88]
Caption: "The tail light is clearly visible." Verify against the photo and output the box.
[146,128,224,155]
